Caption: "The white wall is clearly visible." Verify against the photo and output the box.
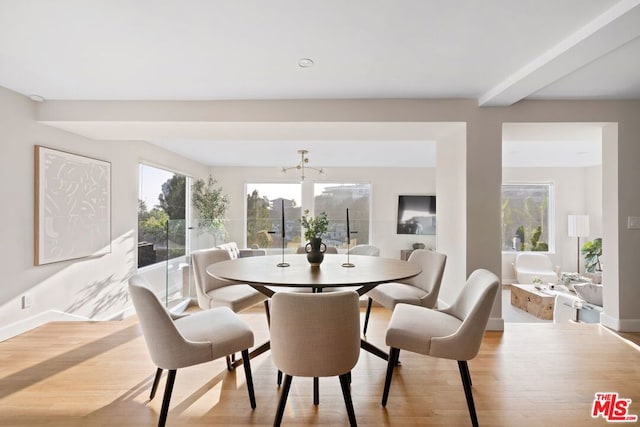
[501,165,603,283]
[0,86,209,339]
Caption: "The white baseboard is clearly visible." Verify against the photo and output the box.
[0,305,138,342]
[601,312,640,332]
[0,310,92,342]
[487,316,505,331]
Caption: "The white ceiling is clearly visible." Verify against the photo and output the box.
[1,0,634,166]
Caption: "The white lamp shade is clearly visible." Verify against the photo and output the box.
[568,214,590,237]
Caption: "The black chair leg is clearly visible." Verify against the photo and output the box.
[458,361,479,427]
[242,349,256,409]
[381,347,400,406]
[277,370,283,386]
[274,375,293,427]
[462,359,472,386]
[313,377,319,405]
[158,369,176,427]
[339,373,358,426]
[150,368,162,399]
[363,297,373,335]
[264,300,271,326]
[226,355,233,371]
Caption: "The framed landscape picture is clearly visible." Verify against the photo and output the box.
[396,194,436,235]
[35,146,111,265]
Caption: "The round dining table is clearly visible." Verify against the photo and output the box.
[206,253,421,297]
[207,253,422,363]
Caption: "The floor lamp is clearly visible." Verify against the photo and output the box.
[568,214,590,273]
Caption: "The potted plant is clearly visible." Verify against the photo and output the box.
[300,210,329,266]
[191,175,229,244]
[581,238,602,273]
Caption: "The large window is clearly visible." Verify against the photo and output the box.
[314,183,371,248]
[502,183,553,252]
[138,164,187,267]
[246,183,302,249]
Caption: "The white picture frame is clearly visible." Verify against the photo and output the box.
[35,146,111,265]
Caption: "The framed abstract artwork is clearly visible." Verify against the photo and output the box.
[34,146,111,265]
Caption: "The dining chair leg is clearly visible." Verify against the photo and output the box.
[362,297,373,335]
[462,359,472,385]
[313,377,319,405]
[150,367,162,399]
[241,349,256,409]
[381,347,400,407]
[158,369,176,427]
[458,360,479,427]
[277,370,283,386]
[225,355,233,371]
[339,373,358,426]
[264,300,271,326]
[274,375,293,427]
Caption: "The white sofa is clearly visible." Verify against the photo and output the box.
[553,284,603,323]
[513,253,560,284]
[216,242,266,259]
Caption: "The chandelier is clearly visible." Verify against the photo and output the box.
[281,149,324,181]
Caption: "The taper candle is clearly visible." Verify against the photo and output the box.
[346,208,350,245]
[281,199,285,239]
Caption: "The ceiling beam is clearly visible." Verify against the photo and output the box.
[479,0,640,107]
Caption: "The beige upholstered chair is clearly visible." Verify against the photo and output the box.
[347,244,380,256]
[270,291,360,426]
[128,274,256,427]
[382,269,500,427]
[192,247,269,313]
[363,249,447,335]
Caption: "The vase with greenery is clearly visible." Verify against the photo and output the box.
[191,175,229,244]
[300,210,329,266]
[581,238,602,273]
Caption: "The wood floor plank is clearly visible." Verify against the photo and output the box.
[0,307,638,426]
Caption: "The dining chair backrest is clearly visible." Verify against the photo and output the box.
[270,290,360,377]
[432,268,500,361]
[404,249,447,306]
[128,274,210,369]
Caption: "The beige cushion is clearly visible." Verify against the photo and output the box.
[367,249,447,309]
[386,303,461,355]
[367,282,425,308]
[574,283,603,306]
[192,247,267,312]
[175,307,254,360]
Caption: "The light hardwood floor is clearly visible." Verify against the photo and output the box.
[1,306,639,426]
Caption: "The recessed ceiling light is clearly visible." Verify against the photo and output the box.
[298,58,314,68]
[29,94,45,102]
